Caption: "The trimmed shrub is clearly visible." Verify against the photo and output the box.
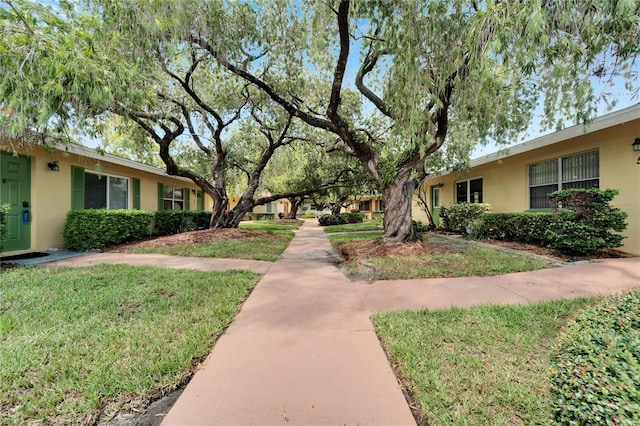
[413,220,432,233]
[545,188,627,255]
[63,210,154,251]
[439,203,491,233]
[318,214,347,226]
[154,210,211,235]
[0,203,10,252]
[370,211,384,221]
[550,289,640,425]
[474,212,556,245]
[243,212,275,221]
[341,211,365,224]
[301,212,316,219]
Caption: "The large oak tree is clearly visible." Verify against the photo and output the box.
[2,1,638,239]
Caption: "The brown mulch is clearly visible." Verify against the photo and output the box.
[105,228,274,252]
[340,238,457,262]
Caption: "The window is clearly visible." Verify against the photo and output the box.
[163,185,185,210]
[529,151,599,209]
[84,172,128,209]
[432,187,441,208]
[358,200,371,211]
[455,178,483,203]
[378,199,384,211]
[266,202,275,213]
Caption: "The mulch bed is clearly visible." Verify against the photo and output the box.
[105,228,274,252]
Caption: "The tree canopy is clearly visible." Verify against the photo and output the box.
[1,0,638,237]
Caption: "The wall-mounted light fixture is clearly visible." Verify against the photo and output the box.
[47,161,60,171]
[633,138,640,165]
[438,182,444,188]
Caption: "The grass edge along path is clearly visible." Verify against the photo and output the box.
[0,264,260,424]
[128,220,301,261]
[373,298,596,425]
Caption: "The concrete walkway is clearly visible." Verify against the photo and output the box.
[160,220,639,425]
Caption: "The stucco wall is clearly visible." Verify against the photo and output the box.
[1,144,207,255]
[415,118,640,255]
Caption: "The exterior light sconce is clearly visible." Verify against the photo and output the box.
[191,189,197,195]
[47,161,60,171]
[633,137,640,164]
[438,182,444,188]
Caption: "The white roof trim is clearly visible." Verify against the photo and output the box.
[469,103,640,168]
[63,144,194,183]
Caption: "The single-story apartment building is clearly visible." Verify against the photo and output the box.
[1,141,211,256]
[413,103,640,255]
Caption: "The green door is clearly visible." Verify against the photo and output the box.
[431,186,441,226]
[1,152,31,252]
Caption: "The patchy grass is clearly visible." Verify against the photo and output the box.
[0,264,259,424]
[125,221,300,262]
[370,246,549,280]
[373,298,597,426]
[239,219,302,233]
[333,233,550,280]
[323,221,382,233]
[327,231,384,245]
[128,234,292,261]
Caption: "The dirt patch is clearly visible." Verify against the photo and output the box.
[339,238,456,261]
[106,228,274,252]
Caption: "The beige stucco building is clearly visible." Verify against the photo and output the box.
[1,142,211,256]
[414,103,640,255]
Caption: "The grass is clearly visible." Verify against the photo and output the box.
[373,298,597,425]
[322,221,382,233]
[327,231,384,245]
[370,246,549,279]
[330,232,550,280]
[0,264,260,424]
[128,220,300,261]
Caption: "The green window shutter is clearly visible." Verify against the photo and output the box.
[132,178,141,210]
[157,183,164,211]
[71,166,85,210]
[184,189,191,211]
[197,191,204,210]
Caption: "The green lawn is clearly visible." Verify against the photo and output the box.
[373,298,596,425]
[322,221,382,233]
[127,220,299,261]
[327,231,384,244]
[0,264,259,424]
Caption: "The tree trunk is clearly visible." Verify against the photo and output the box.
[288,196,304,219]
[382,174,417,243]
[330,201,343,216]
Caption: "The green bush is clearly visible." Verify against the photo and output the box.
[341,211,365,224]
[370,211,384,221]
[63,210,154,251]
[474,212,556,245]
[301,212,317,219]
[545,188,627,255]
[440,203,492,233]
[0,203,10,252]
[154,210,211,235]
[243,212,275,221]
[550,289,640,425]
[413,219,432,233]
[318,214,347,226]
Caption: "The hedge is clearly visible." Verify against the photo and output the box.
[473,212,556,246]
[243,212,275,221]
[154,210,211,236]
[318,212,365,226]
[550,289,640,425]
[0,203,10,252]
[439,203,491,233]
[63,210,155,251]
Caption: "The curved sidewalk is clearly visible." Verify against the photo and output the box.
[161,220,639,425]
